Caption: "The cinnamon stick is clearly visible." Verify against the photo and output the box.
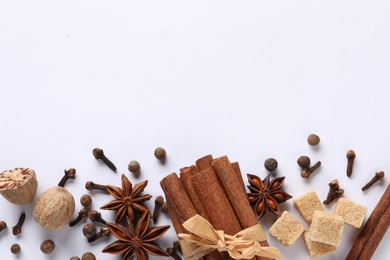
[161,173,221,260]
[191,167,242,235]
[359,204,390,259]
[231,161,246,194]
[346,184,390,260]
[180,166,208,218]
[212,156,271,260]
[195,154,214,171]
[160,173,198,221]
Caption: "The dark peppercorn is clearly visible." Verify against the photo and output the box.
[10,243,21,254]
[264,158,278,172]
[40,239,55,254]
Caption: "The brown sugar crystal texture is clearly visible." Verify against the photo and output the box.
[269,211,305,247]
[294,190,325,223]
[303,232,336,258]
[308,211,344,246]
[334,198,367,228]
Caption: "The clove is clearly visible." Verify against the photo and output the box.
[88,210,107,225]
[323,179,344,205]
[297,156,321,178]
[92,148,117,172]
[346,150,356,177]
[152,196,164,223]
[362,171,385,191]
[88,226,110,243]
[83,223,97,240]
[80,194,92,208]
[58,168,76,187]
[69,208,88,227]
[167,247,182,260]
[12,212,26,236]
[0,221,7,233]
[85,181,109,194]
[173,240,182,254]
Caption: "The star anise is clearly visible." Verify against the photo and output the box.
[101,174,152,223]
[103,210,170,260]
[247,173,292,219]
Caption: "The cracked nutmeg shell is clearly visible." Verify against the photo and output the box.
[33,186,75,230]
[0,168,38,205]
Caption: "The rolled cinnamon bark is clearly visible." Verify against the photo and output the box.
[346,184,390,260]
[231,161,246,194]
[180,166,209,218]
[359,204,390,259]
[195,154,214,171]
[191,167,242,235]
[161,173,220,260]
[213,156,271,260]
[161,173,197,221]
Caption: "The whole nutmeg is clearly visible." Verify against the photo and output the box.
[0,168,38,205]
[33,186,75,230]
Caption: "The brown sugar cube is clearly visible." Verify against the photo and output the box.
[303,232,336,258]
[308,211,344,246]
[334,198,367,228]
[269,211,305,247]
[294,190,325,223]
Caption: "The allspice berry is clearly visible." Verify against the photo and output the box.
[10,243,21,254]
[154,147,166,160]
[264,158,278,172]
[307,134,320,146]
[82,252,96,260]
[70,257,81,260]
[0,168,38,205]
[128,160,141,173]
[40,239,55,254]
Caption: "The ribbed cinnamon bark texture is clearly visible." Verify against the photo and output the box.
[231,161,246,194]
[161,173,197,221]
[196,154,214,171]
[180,166,208,217]
[213,156,271,260]
[191,167,242,235]
[346,184,390,260]
[161,173,221,260]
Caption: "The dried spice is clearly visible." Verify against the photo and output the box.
[323,179,344,205]
[0,168,38,205]
[103,210,170,259]
[361,171,385,191]
[33,171,76,230]
[101,174,152,223]
[247,173,292,219]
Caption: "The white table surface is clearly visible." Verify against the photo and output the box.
[0,1,389,259]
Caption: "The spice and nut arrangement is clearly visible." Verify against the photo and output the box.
[0,135,389,260]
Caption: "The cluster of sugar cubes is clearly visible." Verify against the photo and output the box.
[268,190,367,258]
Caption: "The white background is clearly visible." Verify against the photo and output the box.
[0,1,389,259]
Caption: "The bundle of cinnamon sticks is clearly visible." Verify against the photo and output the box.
[160,155,273,260]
